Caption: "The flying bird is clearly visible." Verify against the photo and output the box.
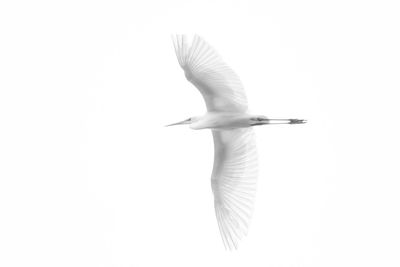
[168,35,306,250]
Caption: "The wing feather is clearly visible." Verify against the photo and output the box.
[172,34,248,112]
[211,128,258,249]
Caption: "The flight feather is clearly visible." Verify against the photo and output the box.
[172,34,248,112]
[211,128,258,249]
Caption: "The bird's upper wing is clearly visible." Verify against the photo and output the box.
[172,35,248,112]
[211,128,258,249]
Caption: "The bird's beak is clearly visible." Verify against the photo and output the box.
[165,119,190,127]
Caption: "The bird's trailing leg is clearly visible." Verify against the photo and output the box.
[250,118,307,126]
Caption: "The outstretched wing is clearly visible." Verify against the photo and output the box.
[211,128,258,249]
[172,34,248,112]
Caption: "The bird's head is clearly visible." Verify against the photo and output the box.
[165,116,200,127]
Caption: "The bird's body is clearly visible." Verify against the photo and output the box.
[168,34,305,249]
[189,112,255,130]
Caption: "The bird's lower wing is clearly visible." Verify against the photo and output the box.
[211,128,258,249]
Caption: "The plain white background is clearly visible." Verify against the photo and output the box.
[1,0,399,266]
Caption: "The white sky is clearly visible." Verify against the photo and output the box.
[1,0,399,266]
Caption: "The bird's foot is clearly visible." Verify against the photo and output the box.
[289,119,307,124]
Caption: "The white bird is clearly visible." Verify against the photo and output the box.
[168,35,306,250]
